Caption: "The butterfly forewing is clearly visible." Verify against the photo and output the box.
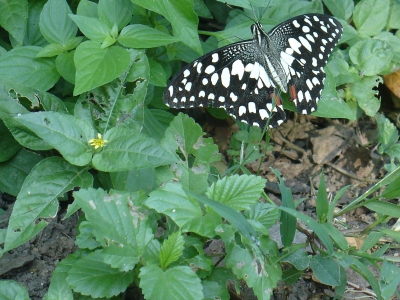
[164,13,343,128]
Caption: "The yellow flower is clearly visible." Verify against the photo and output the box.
[89,133,108,149]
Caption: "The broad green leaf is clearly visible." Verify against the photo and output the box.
[98,0,133,30]
[224,242,281,300]
[0,149,42,197]
[247,202,280,234]
[67,250,135,298]
[380,261,400,299]
[44,253,78,300]
[131,0,202,54]
[206,174,266,211]
[0,0,28,44]
[160,231,185,269]
[92,128,177,172]
[353,0,390,36]
[316,171,328,223]
[119,24,180,48]
[0,121,21,162]
[4,157,92,251]
[55,51,76,84]
[73,41,130,95]
[322,0,353,21]
[0,280,30,300]
[0,46,59,91]
[349,39,393,76]
[309,255,341,286]
[68,14,110,43]
[351,76,382,117]
[382,176,400,199]
[387,0,400,30]
[146,183,220,237]
[12,111,93,166]
[139,265,203,300]
[74,188,152,271]
[202,280,230,300]
[376,113,399,154]
[111,168,157,194]
[39,0,77,45]
[77,0,98,18]
[326,58,360,87]
[360,232,384,252]
[281,250,310,270]
[149,58,167,87]
[24,1,47,46]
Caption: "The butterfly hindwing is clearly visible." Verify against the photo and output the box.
[269,14,343,114]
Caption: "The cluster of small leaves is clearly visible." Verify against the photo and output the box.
[0,0,400,299]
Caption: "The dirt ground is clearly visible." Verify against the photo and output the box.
[1,112,399,299]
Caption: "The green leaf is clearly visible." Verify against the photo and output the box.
[98,0,133,30]
[39,0,77,45]
[379,260,400,299]
[351,76,382,117]
[67,250,135,298]
[0,0,28,44]
[0,149,42,197]
[309,255,341,286]
[387,0,400,30]
[316,171,328,223]
[0,121,21,162]
[160,231,185,269]
[24,1,47,46]
[139,265,203,300]
[56,51,76,83]
[224,243,281,300]
[146,183,220,237]
[92,127,177,172]
[68,14,110,43]
[281,249,310,270]
[247,202,280,234]
[131,0,202,54]
[353,0,390,36]
[202,280,230,300]
[4,157,92,252]
[376,113,400,159]
[111,168,157,194]
[119,24,180,48]
[349,39,393,76]
[360,232,384,252]
[364,200,400,218]
[0,280,30,300]
[149,58,167,87]
[0,46,59,91]
[73,41,130,95]
[382,176,400,199]
[12,111,93,166]
[321,0,354,20]
[206,174,266,211]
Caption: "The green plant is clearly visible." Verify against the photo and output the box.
[1,0,400,299]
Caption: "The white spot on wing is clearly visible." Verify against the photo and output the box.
[168,86,174,97]
[199,90,205,97]
[231,60,245,80]
[306,79,313,90]
[196,62,203,73]
[230,92,238,102]
[205,65,215,74]
[259,109,269,120]
[183,69,190,77]
[221,67,230,88]
[248,102,256,113]
[185,82,192,91]
[211,73,219,85]
[299,36,312,52]
[239,106,246,116]
[212,53,219,62]
[288,38,302,54]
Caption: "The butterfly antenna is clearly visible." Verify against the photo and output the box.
[260,0,273,20]
[225,2,255,23]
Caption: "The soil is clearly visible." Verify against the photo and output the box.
[1,113,399,299]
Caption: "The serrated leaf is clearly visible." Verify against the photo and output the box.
[309,255,341,286]
[146,183,220,237]
[139,265,203,300]
[92,128,177,172]
[39,0,77,45]
[4,157,92,252]
[0,0,28,44]
[376,113,399,148]
[12,111,93,166]
[224,243,281,300]
[353,0,389,36]
[74,188,151,255]
[206,174,266,211]
[0,148,42,197]
[160,231,185,269]
[0,46,59,91]
[0,280,30,300]
[67,250,135,298]
[119,24,180,48]
[74,41,130,95]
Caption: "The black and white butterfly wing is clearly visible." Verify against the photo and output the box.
[268,14,343,114]
[164,40,286,128]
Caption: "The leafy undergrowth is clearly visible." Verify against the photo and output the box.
[1,0,400,299]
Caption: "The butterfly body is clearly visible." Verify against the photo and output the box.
[164,14,343,128]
